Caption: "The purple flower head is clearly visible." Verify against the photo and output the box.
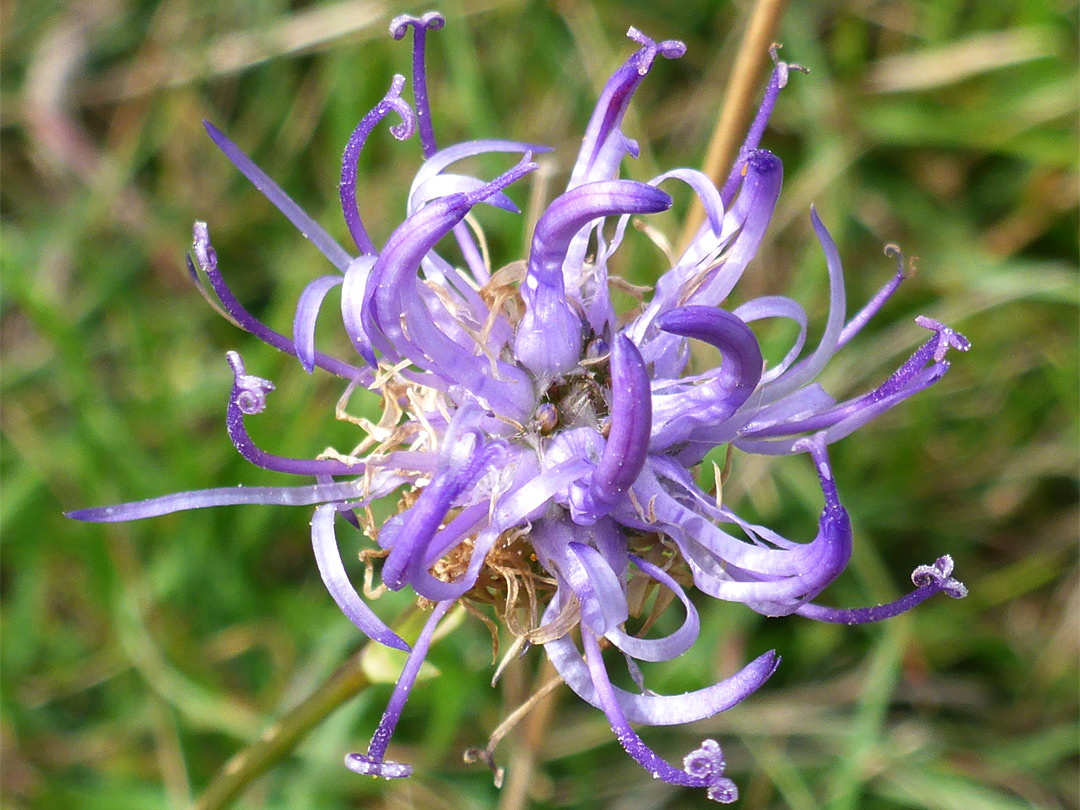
[69,15,970,803]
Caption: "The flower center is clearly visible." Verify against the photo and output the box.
[534,337,614,435]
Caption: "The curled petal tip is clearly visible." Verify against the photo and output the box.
[659,39,687,58]
[883,242,920,281]
[912,554,967,599]
[582,335,651,516]
[227,351,274,415]
[345,753,412,779]
[626,27,685,60]
[915,315,972,356]
[389,11,445,39]
[192,221,216,272]
[683,739,737,803]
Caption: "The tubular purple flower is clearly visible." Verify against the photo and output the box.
[345,598,454,779]
[650,305,763,448]
[568,27,685,189]
[837,244,910,349]
[637,149,783,377]
[581,628,740,803]
[389,12,445,158]
[718,45,806,208]
[226,351,365,476]
[380,434,504,592]
[570,334,652,522]
[796,555,967,625]
[393,11,499,285]
[339,74,417,255]
[363,154,537,417]
[515,181,672,377]
[735,316,970,453]
[69,15,970,803]
[605,555,700,662]
[189,223,368,381]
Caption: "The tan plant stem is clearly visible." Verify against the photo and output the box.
[498,658,563,810]
[678,0,789,253]
[192,606,416,810]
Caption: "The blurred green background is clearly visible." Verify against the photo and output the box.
[2,1,1077,808]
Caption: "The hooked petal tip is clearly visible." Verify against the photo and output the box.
[389,11,445,39]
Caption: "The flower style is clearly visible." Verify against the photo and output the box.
[69,13,970,803]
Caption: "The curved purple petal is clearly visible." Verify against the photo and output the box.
[203,121,353,271]
[651,306,763,449]
[580,628,739,800]
[189,226,369,382]
[542,598,779,725]
[568,27,685,189]
[605,555,700,662]
[293,275,343,373]
[732,295,808,384]
[339,74,416,255]
[413,174,520,213]
[225,352,365,476]
[341,255,378,367]
[796,554,966,625]
[407,140,551,215]
[757,207,847,403]
[565,542,628,635]
[571,335,652,521]
[515,182,671,377]
[381,437,503,591]
[311,504,409,650]
[366,156,537,417]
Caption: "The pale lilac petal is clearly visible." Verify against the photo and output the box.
[650,168,725,234]
[341,255,378,366]
[311,504,410,650]
[732,295,808,384]
[294,275,344,373]
[605,555,700,662]
[566,542,628,635]
[67,481,368,522]
[542,600,779,725]
[407,140,550,215]
[413,174,520,213]
[757,207,847,403]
